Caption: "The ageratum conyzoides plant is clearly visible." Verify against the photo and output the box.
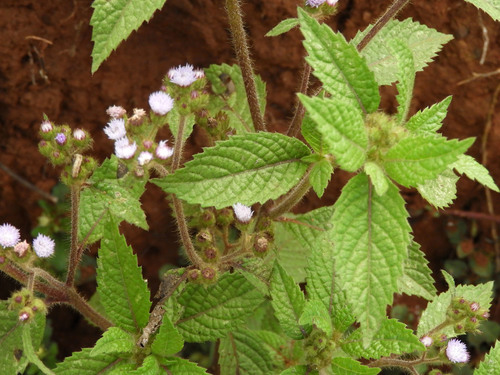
[1,0,500,374]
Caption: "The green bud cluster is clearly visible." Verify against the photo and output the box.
[365,112,407,162]
[196,111,234,141]
[8,288,47,323]
[163,75,209,116]
[303,327,336,370]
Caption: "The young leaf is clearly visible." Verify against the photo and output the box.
[389,39,415,124]
[270,262,309,340]
[463,0,500,21]
[157,357,208,374]
[298,95,368,172]
[219,329,275,375]
[90,327,134,357]
[405,96,452,134]
[266,18,299,37]
[417,168,459,208]
[309,159,333,198]
[341,318,424,359]
[398,240,437,300]
[280,366,316,375]
[476,340,500,375]
[298,8,380,113]
[205,64,266,133]
[97,217,151,333]
[175,272,264,341]
[154,133,311,208]
[79,156,147,244]
[130,355,161,375]
[256,330,303,368]
[353,19,452,86]
[54,348,132,375]
[151,314,184,357]
[331,357,380,374]
[274,205,335,283]
[90,0,167,73]
[383,135,474,187]
[0,301,45,375]
[364,161,389,196]
[452,154,500,192]
[332,174,410,342]
[299,299,333,337]
[167,111,195,142]
[301,114,329,154]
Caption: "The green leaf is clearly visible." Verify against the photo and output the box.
[274,205,335,283]
[398,240,436,300]
[0,301,45,375]
[406,96,452,134]
[332,174,410,342]
[97,217,151,333]
[266,18,299,36]
[219,329,275,375]
[299,299,333,336]
[270,262,308,340]
[383,135,474,187]
[301,115,329,154]
[154,133,310,208]
[298,8,380,113]
[175,273,264,341]
[205,64,266,133]
[79,156,147,244]
[54,348,131,375]
[167,111,195,142]
[309,159,333,198]
[158,357,208,374]
[91,327,134,357]
[353,19,452,86]
[90,0,167,73]
[151,315,184,357]
[341,318,424,359]
[299,95,367,172]
[442,269,456,292]
[452,154,500,192]
[280,365,311,375]
[417,168,459,208]
[476,340,500,375]
[389,39,415,124]
[331,357,380,374]
[256,330,303,369]
[463,0,500,21]
[130,355,161,375]
[364,161,389,196]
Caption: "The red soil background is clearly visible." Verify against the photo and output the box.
[1,0,499,371]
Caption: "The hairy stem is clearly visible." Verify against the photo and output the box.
[287,62,312,138]
[225,0,266,132]
[356,0,411,52]
[66,184,81,286]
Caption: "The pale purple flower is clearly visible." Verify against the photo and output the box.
[104,118,127,140]
[19,311,30,322]
[168,64,198,87]
[155,140,174,159]
[106,105,126,118]
[420,336,433,347]
[0,223,21,248]
[306,0,326,7]
[55,133,67,145]
[232,203,253,223]
[73,129,86,140]
[137,151,153,166]
[41,121,52,133]
[470,302,480,312]
[446,339,470,363]
[114,137,137,159]
[194,69,205,79]
[149,91,174,115]
[33,234,55,258]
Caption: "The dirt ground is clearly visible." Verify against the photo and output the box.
[1,0,499,368]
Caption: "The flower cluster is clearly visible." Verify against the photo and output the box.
[167,64,205,87]
[0,223,55,258]
[306,0,338,8]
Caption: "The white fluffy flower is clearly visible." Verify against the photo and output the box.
[104,118,127,140]
[326,0,339,5]
[446,339,470,363]
[33,234,55,258]
[73,129,86,140]
[106,105,126,118]
[149,91,174,115]
[420,336,433,347]
[137,151,153,166]
[155,140,174,159]
[0,223,21,248]
[114,137,137,159]
[232,203,253,223]
[40,121,53,133]
[168,64,198,87]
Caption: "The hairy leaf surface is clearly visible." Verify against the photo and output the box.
[464,0,500,21]
[54,348,131,374]
[154,133,310,208]
[151,315,184,357]
[476,340,500,375]
[405,96,452,134]
[331,357,380,374]
[452,154,500,192]
[158,357,208,374]
[266,18,299,36]
[398,241,436,300]
[90,327,134,357]
[417,169,459,208]
[309,159,333,198]
[389,39,415,123]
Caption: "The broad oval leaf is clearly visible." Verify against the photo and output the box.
[154,133,311,208]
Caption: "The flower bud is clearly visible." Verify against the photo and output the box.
[195,229,213,247]
[202,247,219,263]
[13,240,30,258]
[55,133,67,145]
[201,267,218,284]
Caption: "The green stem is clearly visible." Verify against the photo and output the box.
[172,116,186,171]
[225,0,266,132]
[22,324,56,375]
[65,184,81,286]
[356,0,411,52]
